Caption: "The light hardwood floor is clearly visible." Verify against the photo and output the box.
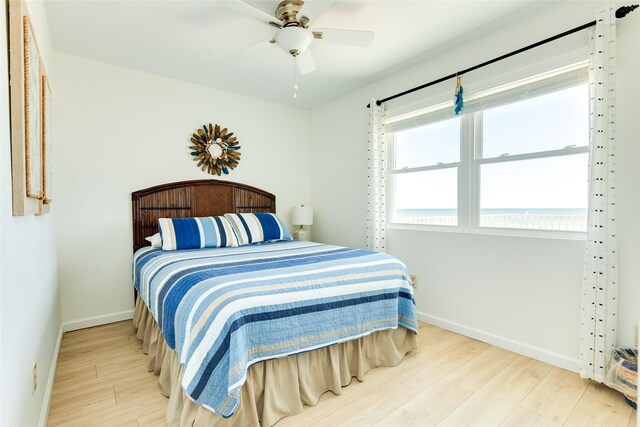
[47,321,636,427]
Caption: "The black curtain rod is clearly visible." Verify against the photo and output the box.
[367,5,639,108]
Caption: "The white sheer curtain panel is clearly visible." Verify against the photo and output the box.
[580,7,618,383]
[366,98,387,252]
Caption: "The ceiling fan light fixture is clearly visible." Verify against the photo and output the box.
[275,27,312,56]
[225,0,374,79]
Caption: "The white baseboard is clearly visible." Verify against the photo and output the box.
[418,311,580,373]
[38,310,136,426]
[62,309,135,332]
[38,323,64,427]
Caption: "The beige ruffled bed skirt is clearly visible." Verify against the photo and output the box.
[133,296,418,427]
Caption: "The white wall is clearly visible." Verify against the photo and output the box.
[0,1,61,426]
[309,1,639,367]
[53,52,311,323]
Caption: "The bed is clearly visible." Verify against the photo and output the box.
[131,179,418,426]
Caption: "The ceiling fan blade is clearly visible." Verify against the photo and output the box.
[312,28,374,47]
[296,50,316,75]
[231,38,276,58]
[298,1,335,23]
[217,0,282,27]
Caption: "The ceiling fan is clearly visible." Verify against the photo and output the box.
[220,0,374,75]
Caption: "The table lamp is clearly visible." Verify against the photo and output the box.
[291,205,313,241]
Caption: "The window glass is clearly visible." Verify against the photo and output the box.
[479,154,588,231]
[393,168,457,226]
[482,84,589,158]
[394,117,460,169]
[389,69,590,233]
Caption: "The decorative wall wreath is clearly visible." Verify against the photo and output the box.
[189,123,241,176]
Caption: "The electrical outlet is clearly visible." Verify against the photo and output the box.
[409,275,417,289]
[32,362,37,394]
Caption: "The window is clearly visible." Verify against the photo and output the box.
[393,118,460,226]
[389,67,589,233]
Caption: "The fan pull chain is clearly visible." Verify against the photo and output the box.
[293,56,298,99]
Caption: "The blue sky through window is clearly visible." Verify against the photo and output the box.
[483,84,589,158]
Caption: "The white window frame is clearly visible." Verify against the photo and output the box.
[386,65,590,240]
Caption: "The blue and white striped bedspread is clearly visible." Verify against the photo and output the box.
[133,240,417,417]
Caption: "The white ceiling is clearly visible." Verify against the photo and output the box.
[45,0,550,109]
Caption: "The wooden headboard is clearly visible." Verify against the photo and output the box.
[131,179,276,251]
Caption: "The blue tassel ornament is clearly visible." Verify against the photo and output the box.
[454,75,464,115]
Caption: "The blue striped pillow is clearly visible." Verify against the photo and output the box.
[224,213,292,246]
[158,216,239,251]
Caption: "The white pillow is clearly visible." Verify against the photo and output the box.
[145,233,162,248]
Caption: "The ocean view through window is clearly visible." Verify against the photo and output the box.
[389,66,589,233]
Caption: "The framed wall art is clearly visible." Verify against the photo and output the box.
[8,0,45,216]
[38,64,52,215]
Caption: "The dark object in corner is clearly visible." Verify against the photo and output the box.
[616,4,639,18]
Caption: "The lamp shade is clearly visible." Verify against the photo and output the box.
[291,205,313,226]
[275,27,313,55]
